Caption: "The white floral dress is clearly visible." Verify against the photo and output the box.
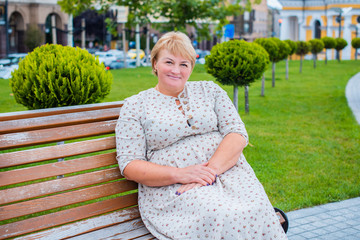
[115,81,287,240]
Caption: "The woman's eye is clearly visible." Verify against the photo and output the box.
[181,64,188,67]
[166,61,173,64]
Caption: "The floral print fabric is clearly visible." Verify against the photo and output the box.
[116,81,287,239]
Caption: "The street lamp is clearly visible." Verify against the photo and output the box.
[333,7,352,60]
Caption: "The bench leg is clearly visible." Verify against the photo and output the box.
[274,207,289,234]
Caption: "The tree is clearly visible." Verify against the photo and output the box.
[269,38,291,87]
[321,36,336,64]
[309,39,324,69]
[205,40,269,113]
[295,41,311,73]
[10,44,112,110]
[335,38,347,62]
[25,24,44,51]
[254,38,278,96]
[351,37,360,60]
[283,39,297,80]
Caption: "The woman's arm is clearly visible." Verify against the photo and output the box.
[123,160,217,187]
[176,132,246,195]
[207,132,247,175]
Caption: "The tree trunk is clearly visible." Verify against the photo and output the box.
[355,49,358,60]
[145,23,150,66]
[135,23,141,67]
[313,53,316,69]
[300,55,303,73]
[244,85,249,114]
[325,49,328,65]
[122,24,127,68]
[336,50,340,62]
[261,73,265,97]
[233,84,239,112]
[272,62,275,87]
[286,58,289,80]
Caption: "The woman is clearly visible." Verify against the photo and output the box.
[115,31,287,239]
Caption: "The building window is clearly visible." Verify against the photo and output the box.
[314,20,321,39]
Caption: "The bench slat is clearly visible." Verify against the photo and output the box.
[71,219,149,240]
[0,108,121,134]
[0,193,138,239]
[1,180,137,221]
[0,136,116,168]
[14,207,141,240]
[0,119,117,150]
[0,168,122,205]
[0,152,116,187]
[132,234,157,240]
[0,101,123,121]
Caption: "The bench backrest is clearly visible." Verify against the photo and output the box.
[0,101,144,239]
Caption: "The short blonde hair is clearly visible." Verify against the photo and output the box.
[151,31,196,76]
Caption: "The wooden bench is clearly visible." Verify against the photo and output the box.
[0,101,155,239]
[0,101,288,239]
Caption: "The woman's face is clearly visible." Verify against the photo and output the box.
[154,49,192,96]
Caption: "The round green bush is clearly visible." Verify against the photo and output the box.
[10,44,113,110]
[284,39,298,56]
[321,36,336,49]
[351,37,360,49]
[270,37,291,62]
[309,39,325,54]
[295,41,311,56]
[335,38,348,51]
[254,38,279,62]
[205,40,269,87]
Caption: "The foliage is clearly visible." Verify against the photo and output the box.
[24,24,44,52]
[351,37,360,49]
[321,36,336,49]
[270,37,291,62]
[295,41,311,56]
[58,0,252,41]
[335,38,348,51]
[284,39,297,56]
[309,39,324,55]
[254,38,279,62]
[204,40,269,87]
[10,44,112,110]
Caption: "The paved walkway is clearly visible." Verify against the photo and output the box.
[286,197,360,239]
[286,72,360,239]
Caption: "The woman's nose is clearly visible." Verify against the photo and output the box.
[171,65,181,74]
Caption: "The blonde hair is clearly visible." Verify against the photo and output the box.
[151,31,196,76]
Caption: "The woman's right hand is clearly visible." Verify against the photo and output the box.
[175,162,217,186]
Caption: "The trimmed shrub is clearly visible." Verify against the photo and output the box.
[25,24,44,52]
[321,36,336,64]
[270,37,291,62]
[351,37,360,60]
[335,38,348,61]
[205,40,269,113]
[321,36,336,49]
[284,39,297,58]
[10,44,113,110]
[295,41,311,73]
[309,39,324,68]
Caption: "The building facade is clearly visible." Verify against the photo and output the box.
[0,0,68,58]
[278,0,360,60]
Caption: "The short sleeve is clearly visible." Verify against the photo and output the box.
[210,82,249,145]
[115,96,147,175]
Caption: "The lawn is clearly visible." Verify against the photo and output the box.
[1,59,360,212]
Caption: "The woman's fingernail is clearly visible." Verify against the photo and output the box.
[175,191,178,195]
[212,182,215,185]
[207,183,210,186]
[215,174,218,178]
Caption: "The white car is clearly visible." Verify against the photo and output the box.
[95,51,122,66]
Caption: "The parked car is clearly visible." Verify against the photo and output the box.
[108,59,137,69]
[127,49,145,59]
[0,64,18,79]
[94,51,123,66]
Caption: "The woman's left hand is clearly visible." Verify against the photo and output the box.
[175,183,203,195]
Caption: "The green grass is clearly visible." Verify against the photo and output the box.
[1,60,360,212]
